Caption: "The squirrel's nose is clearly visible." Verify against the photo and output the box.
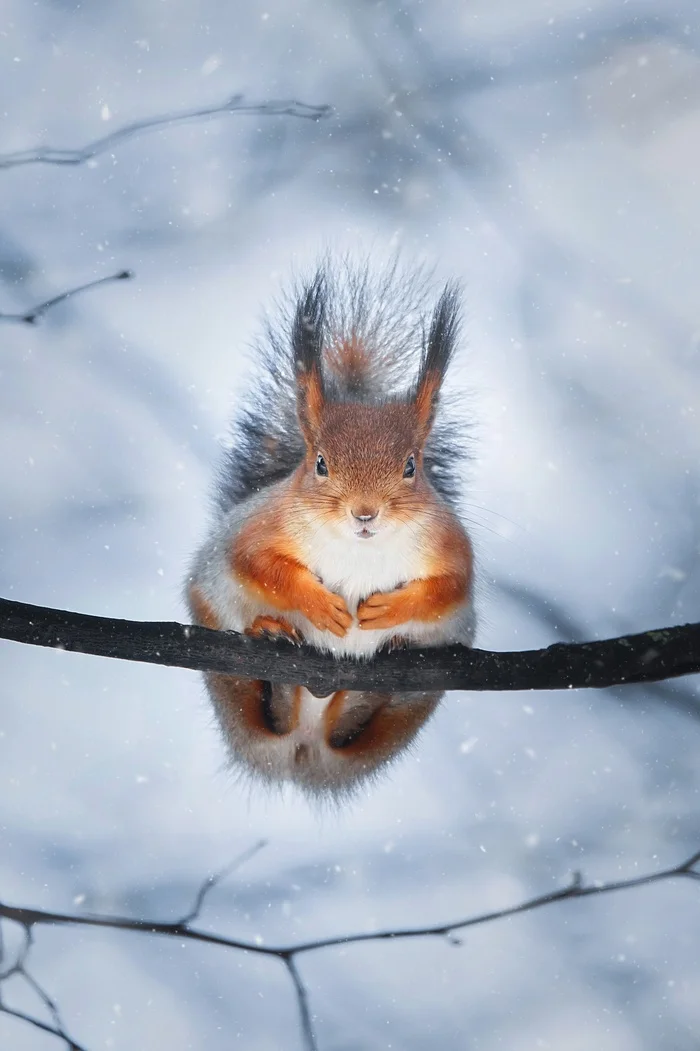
[352,508,379,523]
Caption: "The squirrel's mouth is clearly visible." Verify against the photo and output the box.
[355,527,377,539]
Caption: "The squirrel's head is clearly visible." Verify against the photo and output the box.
[207,673,442,798]
[292,275,459,539]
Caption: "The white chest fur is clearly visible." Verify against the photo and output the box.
[306,521,421,610]
[288,520,437,658]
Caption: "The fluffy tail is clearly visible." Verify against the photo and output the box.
[217,258,469,511]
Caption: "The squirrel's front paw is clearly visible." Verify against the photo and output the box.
[246,615,304,645]
[357,589,412,631]
[302,588,352,638]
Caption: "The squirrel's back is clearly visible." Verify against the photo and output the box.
[216,258,468,513]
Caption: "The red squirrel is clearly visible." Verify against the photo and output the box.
[185,261,475,795]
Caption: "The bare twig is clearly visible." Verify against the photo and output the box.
[0,270,133,324]
[0,1003,88,1051]
[0,846,698,1051]
[0,924,88,1050]
[21,969,85,1051]
[177,838,267,925]
[0,595,699,694]
[283,956,318,1051]
[0,95,332,171]
[0,922,30,981]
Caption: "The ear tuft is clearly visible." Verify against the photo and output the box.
[292,270,327,378]
[293,271,327,443]
[420,282,460,386]
[413,283,461,438]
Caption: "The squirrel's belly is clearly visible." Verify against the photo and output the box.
[299,621,395,658]
[292,615,457,658]
[307,527,421,608]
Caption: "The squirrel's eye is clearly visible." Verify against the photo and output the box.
[403,453,416,479]
[315,453,328,477]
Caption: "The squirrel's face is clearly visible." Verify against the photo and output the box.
[296,401,432,539]
[291,277,458,539]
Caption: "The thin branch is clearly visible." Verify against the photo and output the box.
[0,922,30,981]
[20,969,85,1051]
[288,848,700,955]
[177,838,267,925]
[283,957,318,1051]
[1,596,699,695]
[0,923,87,1050]
[0,1003,88,1051]
[0,95,332,171]
[0,270,133,324]
[1,849,697,956]
[0,847,697,1051]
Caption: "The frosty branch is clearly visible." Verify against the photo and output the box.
[0,596,699,694]
[0,94,332,171]
[0,270,133,324]
[1,844,698,1051]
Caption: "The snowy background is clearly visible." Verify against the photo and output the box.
[1,0,700,1047]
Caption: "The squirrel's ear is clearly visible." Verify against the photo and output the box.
[293,272,327,444]
[413,284,460,441]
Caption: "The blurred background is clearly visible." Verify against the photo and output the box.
[1,0,700,1047]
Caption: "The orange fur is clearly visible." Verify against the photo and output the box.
[357,574,466,630]
[414,370,441,440]
[297,367,325,444]
[323,689,438,761]
[189,589,305,739]
[189,585,221,630]
[246,615,303,643]
[232,519,352,637]
[322,690,350,735]
[358,515,472,629]
[208,677,305,739]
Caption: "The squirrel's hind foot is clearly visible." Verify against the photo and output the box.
[245,615,304,646]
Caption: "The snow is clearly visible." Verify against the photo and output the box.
[1,0,700,1048]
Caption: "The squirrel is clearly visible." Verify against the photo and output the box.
[185,260,475,796]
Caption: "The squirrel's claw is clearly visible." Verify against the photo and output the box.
[384,634,411,652]
[246,615,304,645]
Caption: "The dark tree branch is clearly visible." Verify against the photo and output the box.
[0,847,698,1051]
[0,270,133,324]
[1,596,699,695]
[0,95,332,171]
